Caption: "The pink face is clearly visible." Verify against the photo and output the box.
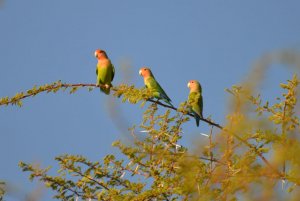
[187,80,199,89]
[139,67,152,78]
[94,49,107,59]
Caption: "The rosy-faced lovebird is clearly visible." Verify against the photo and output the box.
[94,49,115,95]
[187,80,203,127]
[139,67,173,107]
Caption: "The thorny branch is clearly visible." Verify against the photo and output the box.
[0,82,221,128]
[0,82,288,181]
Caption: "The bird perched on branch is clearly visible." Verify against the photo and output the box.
[94,49,115,95]
[187,80,203,127]
[139,67,173,107]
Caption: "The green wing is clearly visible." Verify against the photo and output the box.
[188,92,203,117]
[111,63,115,82]
[188,92,203,126]
[199,93,203,117]
[96,61,114,95]
[96,60,114,85]
[147,76,172,102]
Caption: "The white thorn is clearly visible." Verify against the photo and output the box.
[200,133,209,137]
[281,179,286,190]
[134,165,140,173]
[120,171,126,178]
[173,143,182,150]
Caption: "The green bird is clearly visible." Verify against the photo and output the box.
[187,80,203,127]
[139,67,173,107]
[94,49,115,95]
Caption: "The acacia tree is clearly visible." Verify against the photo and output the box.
[1,50,300,200]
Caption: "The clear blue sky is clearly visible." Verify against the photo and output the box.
[1,1,300,200]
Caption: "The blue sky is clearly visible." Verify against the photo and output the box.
[1,0,300,200]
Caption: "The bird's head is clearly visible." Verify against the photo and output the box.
[187,80,202,92]
[94,49,108,59]
[139,67,152,78]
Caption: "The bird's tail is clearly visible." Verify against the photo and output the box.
[100,84,113,95]
[100,87,110,95]
[164,99,174,107]
[192,112,200,127]
[195,117,200,127]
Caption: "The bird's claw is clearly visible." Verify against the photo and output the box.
[105,84,110,89]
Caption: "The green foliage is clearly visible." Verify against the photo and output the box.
[0,81,155,109]
[19,106,192,200]
[17,74,300,200]
[0,81,97,107]
[112,84,152,106]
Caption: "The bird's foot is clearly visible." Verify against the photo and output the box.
[105,84,110,89]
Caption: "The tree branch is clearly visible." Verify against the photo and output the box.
[1,82,285,180]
